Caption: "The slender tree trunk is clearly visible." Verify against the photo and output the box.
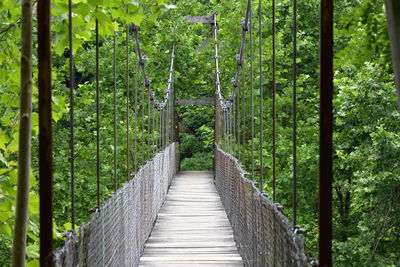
[12,0,33,266]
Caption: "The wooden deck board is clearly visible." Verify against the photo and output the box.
[139,171,243,267]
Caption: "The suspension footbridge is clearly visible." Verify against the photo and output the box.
[23,0,350,265]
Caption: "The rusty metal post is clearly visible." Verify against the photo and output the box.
[319,0,334,266]
[38,0,53,265]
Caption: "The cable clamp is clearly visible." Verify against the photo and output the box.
[90,206,100,213]
[275,202,284,210]
[231,77,238,88]
[241,19,248,32]
[236,54,243,67]
[140,55,148,66]
[294,225,307,234]
[145,77,152,88]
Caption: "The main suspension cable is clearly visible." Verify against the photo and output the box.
[131,26,175,159]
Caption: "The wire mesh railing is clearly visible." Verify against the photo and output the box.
[53,143,178,267]
[215,144,307,267]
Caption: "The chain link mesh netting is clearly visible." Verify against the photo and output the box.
[53,143,177,267]
[215,144,307,267]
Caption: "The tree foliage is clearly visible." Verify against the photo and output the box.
[0,0,399,265]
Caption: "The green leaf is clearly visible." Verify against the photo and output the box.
[29,194,39,214]
[128,12,145,25]
[27,259,39,267]
[0,223,12,237]
[26,244,40,258]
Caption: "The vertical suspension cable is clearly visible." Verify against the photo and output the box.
[152,98,155,155]
[259,0,264,192]
[141,71,145,162]
[156,109,159,151]
[160,109,162,149]
[172,86,175,144]
[223,110,226,150]
[159,108,161,148]
[272,0,277,202]
[68,0,75,230]
[226,110,229,151]
[230,103,233,154]
[226,109,230,152]
[163,109,166,148]
[166,99,169,145]
[95,13,100,208]
[220,107,223,146]
[233,87,237,156]
[126,18,130,181]
[292,0,298,227]
[241,9,248,163]
[170,96,173,144]
[147,87,151,157]
[250,1,255,180]
[134,52,138,171]
[228,109,231,151]
[170,98,172,144]
[167,101,170,145]
[237,81,240,161]
[113,31,118,191]
[242,51,246,165]
[155,97,158,153]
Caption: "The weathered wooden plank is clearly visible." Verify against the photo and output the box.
[139,262,244,267]
[385,0,400,108]
[141,255,242,261]
[142,247,239,253]
[138,171,243,267]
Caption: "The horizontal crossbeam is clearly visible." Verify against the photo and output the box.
[184,15,214,25]
[175,97,215,106]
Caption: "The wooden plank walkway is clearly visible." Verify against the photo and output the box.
[139,171,243,267]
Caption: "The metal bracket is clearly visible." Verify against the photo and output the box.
[184,13,217,54]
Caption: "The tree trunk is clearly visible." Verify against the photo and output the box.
[12,0,33,266]
[385,0,400,110]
